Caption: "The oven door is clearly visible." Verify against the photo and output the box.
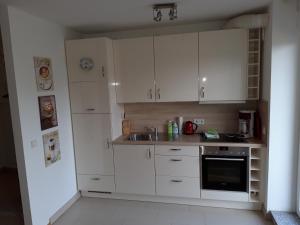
[202,155,248,192]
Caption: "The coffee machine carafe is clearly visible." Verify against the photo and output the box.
[239,110,255,138]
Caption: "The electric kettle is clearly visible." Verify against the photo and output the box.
[183,121,198,135]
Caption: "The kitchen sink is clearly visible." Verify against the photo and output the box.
[128,133,156,141]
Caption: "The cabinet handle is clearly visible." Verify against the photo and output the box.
[171,179,183,183]
[157,88,161,99]
[149,89,153,99]
[200,87,205,98]
[200,146,205,155]
[147,148,151,159]
[91,177,100,181]
[101,66,105,77]
[106,138,110,149]
[170,159,182,162]
[86,108,95,111]
[170,148,181,151]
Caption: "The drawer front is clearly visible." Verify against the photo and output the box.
[155,155,200,177]
[155,145,199,157]
[77,175,115,192]
[156,176,200,198]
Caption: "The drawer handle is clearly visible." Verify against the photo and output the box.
[170,148,182,151]
[170,159,182,162]
[171,179,183,183]
[86,108,96,111]
[90,177,100,181]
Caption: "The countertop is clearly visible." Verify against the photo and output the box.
[112,133,266,148]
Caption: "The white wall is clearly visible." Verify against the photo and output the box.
[0,6,80,225]
[265,0,300,212]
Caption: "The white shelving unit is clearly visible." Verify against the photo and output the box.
[249,148,264,202]
[247,29,262,100]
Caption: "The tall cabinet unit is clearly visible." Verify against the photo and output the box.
[66,38,123,193]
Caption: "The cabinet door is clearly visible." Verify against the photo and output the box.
[69,82,110,114]
[199,29,248,102]
[66,38,107,82]
[72,114,114,175]
[154,33,198,102]
[114,145,155,195]
[114,37,155,103]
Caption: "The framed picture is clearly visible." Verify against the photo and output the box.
[43,130,61,167]
[34,57,54,91]
[38,95,58,130]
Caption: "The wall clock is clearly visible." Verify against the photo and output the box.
[80,57,94,71]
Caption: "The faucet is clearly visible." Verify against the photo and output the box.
[145,127,159,141]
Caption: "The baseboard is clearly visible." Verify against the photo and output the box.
[81,191,262,210]
[49,192,81,224]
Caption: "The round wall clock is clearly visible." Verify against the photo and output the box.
[79,57,94,71]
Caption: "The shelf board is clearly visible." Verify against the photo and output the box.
[251,166,260,171]
[249,39,260,41]
[251,155,261,160]
[248,87,259,89]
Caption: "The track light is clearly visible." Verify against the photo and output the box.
[153,3,178,22]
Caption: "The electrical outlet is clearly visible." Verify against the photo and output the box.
[193,118,205,125]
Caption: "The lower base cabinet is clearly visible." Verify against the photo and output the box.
[156,176,200,198]
[114,145,155,195]
[77,174,115,192]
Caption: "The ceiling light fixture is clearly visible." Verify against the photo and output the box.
[153,3,177,22]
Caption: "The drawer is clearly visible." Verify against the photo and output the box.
[156,176,200,198]
[155,145,199,157]
[77,174,115,192]
[155,155,200,177]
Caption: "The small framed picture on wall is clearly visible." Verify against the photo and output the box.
[34,57,54,91]
[43,130,61,167]
[38,95,58,130]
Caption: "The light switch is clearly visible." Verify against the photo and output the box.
[30,140,38,148]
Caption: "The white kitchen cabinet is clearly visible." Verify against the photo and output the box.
[77,175,115,192]
[69,82,110,114]
[72,114,114,176]
[114,37,155,103]
[154,33,199,102]
[156,176,200,198]
[114,145,155,195]
[66,38,107,82]
[198,29,248,102]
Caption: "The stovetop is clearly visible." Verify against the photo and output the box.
[200,133,247,143]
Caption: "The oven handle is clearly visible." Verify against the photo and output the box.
[204,157,244,161]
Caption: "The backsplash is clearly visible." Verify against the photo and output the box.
[124,102,258,134]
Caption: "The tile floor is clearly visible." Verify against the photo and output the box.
[54,197,273,225]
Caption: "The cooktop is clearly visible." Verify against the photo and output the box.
[200,133,247,143]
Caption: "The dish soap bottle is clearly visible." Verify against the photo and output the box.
[167,121,173,135]
[172,121,179,134]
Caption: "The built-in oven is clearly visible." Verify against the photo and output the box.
[201,146,249,192]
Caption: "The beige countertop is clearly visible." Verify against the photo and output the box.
[112,133,266,148]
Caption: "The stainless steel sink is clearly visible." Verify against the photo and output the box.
[128,133,155,141]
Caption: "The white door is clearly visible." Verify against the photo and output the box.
[154,33,199,102]
[69,82,110,114]
[114,145,155,195]
[199,29,248,102]
[72,114,114,175]
[113,37,155,103]
[66,38,107,82]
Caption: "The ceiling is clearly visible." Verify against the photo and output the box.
[0,0,271,34]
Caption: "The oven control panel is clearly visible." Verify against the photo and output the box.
[201,146,249,157]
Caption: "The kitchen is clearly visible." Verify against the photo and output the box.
[0,1,299,225]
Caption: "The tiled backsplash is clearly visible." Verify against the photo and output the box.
[124,102,258,134]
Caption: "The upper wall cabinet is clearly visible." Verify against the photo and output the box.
[114,37,155,103]
[198,29,248,102]
[154,33,198,102]
[66,38,107,82]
